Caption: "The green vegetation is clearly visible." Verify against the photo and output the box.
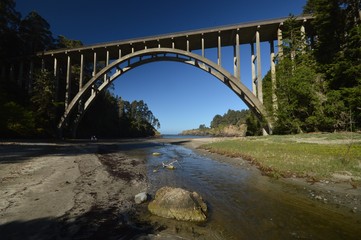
[262,0,361,134]
[201,133,361,180]
[78,95,160,138]
[0,0,160,138]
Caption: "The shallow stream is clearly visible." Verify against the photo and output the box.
[119,140,361,239]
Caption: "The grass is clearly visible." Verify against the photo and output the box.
[200,133,361,181]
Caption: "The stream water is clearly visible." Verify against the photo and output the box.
[118,139,361,239]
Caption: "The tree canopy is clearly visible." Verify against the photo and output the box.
[0,1,161,138]
[262,0,361,134]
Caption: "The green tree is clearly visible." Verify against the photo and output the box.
[31,69,58,136]
[303,0,361,131]
[0,0,21,59]
[78,94,160,138]
[19,11,53,55]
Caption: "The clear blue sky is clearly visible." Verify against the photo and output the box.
[16,0,307,134]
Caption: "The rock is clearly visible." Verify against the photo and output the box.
[135,192,148,204]
[148,187,207,222]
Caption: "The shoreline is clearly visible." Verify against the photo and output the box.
[162,137,361,216]
[1,137,360,239]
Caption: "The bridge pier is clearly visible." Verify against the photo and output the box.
[233,31,241,81]
[270,40,277,113]
[255,26,263,103]
[65,55,72,109]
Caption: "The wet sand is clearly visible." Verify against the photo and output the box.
[0,138,360,239]
[0,141,152,239]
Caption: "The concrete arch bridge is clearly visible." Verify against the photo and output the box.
[1,15,314,137]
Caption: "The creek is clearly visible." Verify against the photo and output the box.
[118,139,361,239]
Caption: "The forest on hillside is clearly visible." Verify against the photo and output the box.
[0,0,160,138]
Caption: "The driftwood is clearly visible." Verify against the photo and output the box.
[162,159,182,170]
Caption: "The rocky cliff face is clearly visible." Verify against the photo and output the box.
[180,124,247,137]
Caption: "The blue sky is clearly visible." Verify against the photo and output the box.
[17,0,307,134]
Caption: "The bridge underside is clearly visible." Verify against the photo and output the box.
[58,48,272,136]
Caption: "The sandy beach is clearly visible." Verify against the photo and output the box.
[0,141,151,239]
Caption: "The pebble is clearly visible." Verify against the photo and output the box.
[135,192,148,204]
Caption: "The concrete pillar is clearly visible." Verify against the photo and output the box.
[201,34,205,57]
[186,36,190,52]
[104,50,109,81]
[117,49,122,74]
[54,57,59,101]
[106,50,109,66]
[270,41,277,113]
[157,41,160,49]
[251,43,257,96]
[53,57,58,77]
[93,52,97,77]
[65,55,71,109]
[277,24,283,60]
[256,26,263,103]
[300,19,307,54]
[233,31,240,81]
[217,32,222,66]
[172,38,175,49]
[79,54,84,90]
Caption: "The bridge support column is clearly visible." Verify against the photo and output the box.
[104,50,109,81]
[93,52,97,76]
[217,33,222,66]
[65,55,71,109]
[201,34,205,57]
[270,41,277,113]
[256,26,263,103]
[186,36,190,52]
[79,54,84,90]
[53,57,59,100]
[233,32,241,81]
[251,43,257,96]
[301,19,307,53]
[277,24,283,60]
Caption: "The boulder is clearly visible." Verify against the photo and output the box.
[135,192,148,204]
[148,187,207,222]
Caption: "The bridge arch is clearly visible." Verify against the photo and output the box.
[58,48,272,135]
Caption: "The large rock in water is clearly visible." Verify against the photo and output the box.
[148,187,207,222]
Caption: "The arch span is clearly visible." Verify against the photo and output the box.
[58,48,272,135]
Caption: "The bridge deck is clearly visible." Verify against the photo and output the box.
[39,15,313,62]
